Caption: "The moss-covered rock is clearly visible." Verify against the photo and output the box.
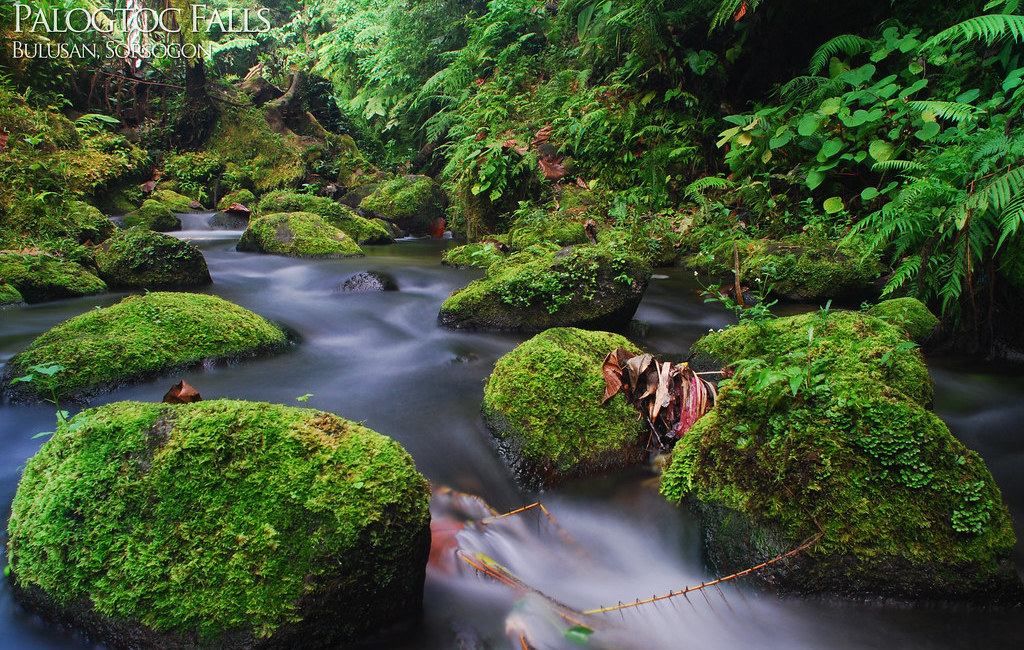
[483,328,647,488]
[691,236,886,302]
[124,200,181,232]
[2,292,287,401]
[441,242,505,269]
[216,188,256,211]
[66,201,115,243]
[237,212,364,258]
[0,281,24,306]
[506,209,588,251]
[206,106,306,193]
[94,227,212,290]
[150,189,197,212]
[438,243,650,332]
[359,175,446,234]
[257,191,392,244]
[0,253,107,303]
[660,310,1022,602]
[867,297,939,345]
[7,399,431,648]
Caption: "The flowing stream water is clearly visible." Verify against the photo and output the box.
[1,217,1022,649]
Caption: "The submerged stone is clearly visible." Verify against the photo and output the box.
[482,328,647,489]
[94,227,212,289]
[7,399,431,649]
[237,211,364,258]
[660,310,1022,602]
[0,252,106,303]
[2,292,287,401]
[339,271,398,293]
[438,243,650,332]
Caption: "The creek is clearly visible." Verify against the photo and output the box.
[1,219,1022,649]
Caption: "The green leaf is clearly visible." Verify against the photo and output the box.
[819,138,843,159]
[716,125,742,148]
[915,121,941,141]
[869,139,894,162]
[861,187,880,201]
[566,625,595,643]
[824,196,845,214]
[31,431,54,439]
[797,113,821,136]
[806,170,826,190]
[769,129,793,149]
[819,97,842,115]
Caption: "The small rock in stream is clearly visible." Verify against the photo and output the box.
[339,271,398,293]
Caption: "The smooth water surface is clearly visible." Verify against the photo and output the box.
[1,231,1022,649]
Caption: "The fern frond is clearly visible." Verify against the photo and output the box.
[777,76,841,103]
[882,256,922,296]
[871,160,926,173]
[685,176,733,199]
[808,34,875,75]
[906,100,979,122]
[926,14,1024,47]
[710,0,764,31]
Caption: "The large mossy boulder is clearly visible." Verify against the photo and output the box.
[257,191,393,244]
[7,399,431,649]
[2,292,287,401]
[438,243,651,332]
[237,212,364,258]
[0,253,107,303]
[483,328,647,489]
[150,188,197,212]
[506,209,588,251]
[359,175,446,235]
[124,199,181,232]
[660,309,1022,602]
[94,227,212,289]
[867,297,939,345]
[693,236,885,302]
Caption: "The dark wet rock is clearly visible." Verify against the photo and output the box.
[339,271,398,293]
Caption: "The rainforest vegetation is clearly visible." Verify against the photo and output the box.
[2,0,1024,354]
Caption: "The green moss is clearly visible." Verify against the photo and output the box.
[483,328,647,487]
[94,227,211,289]
[150,189,196,212]
[660,310,1019,599]
[206,107,305,192]
[7,399,430,645]
[867,297,939,344]
[0,281,24,306]
[438,242,650,331]
[507,209,588,251]
[441,242,505,269]
[359,175,445,233]
[237,212,364,258]
[65,201,114,243]
[258,191,392,245]
[5,292,287,399]
[692,236,886,302]
[0,253,107,303]
[125,200,181,232]
[216,188,256,211]
[0,88,147,248]
[162,152,224,202]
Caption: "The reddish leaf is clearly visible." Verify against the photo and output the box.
[139,180,157,192]
[225,202,251,215]
[0,131,8,152]
[163,380,202,404]
[538,154,566,181]
[188,200,203,210]
[428,216,446,238]
[531,125,553,148]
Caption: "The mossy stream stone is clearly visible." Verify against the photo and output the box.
[257,191,393,245]
[660,310,1023,602]
[2,292,288,402]
[125,199,181,232]
[482,328,647,489]
[358,175,445,235]
[6,399,431,649]
[94,227,211,289]
[237,212,364,258]
[438,243,650,332]
[0,252,107,303]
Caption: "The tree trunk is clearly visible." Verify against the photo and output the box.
[174,58,219,148]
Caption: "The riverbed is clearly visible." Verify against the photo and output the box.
[1,224,1022,649]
